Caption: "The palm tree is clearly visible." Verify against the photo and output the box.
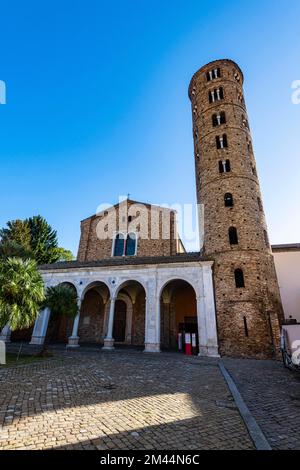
[39,284,78,355]
[0,258,45,331]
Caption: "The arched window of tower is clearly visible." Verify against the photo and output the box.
[219,160,231,174]
[216,134,228,149]
[229,227,239,245]
[257,197,263,211]
[206,68,221,82]
[263,230,269,247]
[252,166,257,177]
[209,87,224,103]
[224,193,234,207]
[212,112,226,127]
[235,269,245,288]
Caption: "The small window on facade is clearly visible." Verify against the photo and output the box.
[257,197,263,211]
[242,116,249,129]
[128,215,133,222]
[212,112,226,127]
[113,233,125,257]
[206,68,221,82]
[224,193,233,207]
[229,227,238,245]
[113,232,137,257]
[219,160,231,173]
[216,134,228,149]
[125,233,136,256]
[235,269,245,288]
[263,230,269,247]
[209,87,224,103]
[252,166,257,177]
[243,317,249,337]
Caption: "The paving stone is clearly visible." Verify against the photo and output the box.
[0,350,256,450]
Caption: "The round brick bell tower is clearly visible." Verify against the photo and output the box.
[189,59,284,357]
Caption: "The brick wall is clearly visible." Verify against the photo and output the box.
[77,199,183,262]
[189,59,284,357]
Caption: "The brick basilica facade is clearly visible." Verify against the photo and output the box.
[0,60,284,358]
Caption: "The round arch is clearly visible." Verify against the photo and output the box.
[113,279,146,348]
[79,281,110,344]
[158,277,198,300]
[80,280,110,302]
[114,279,147,298]
[159,278,198,351]
[45,281,78,344]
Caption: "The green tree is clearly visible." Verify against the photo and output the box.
[51,247,74,262]
[0,215,73,265]
[39,284,78,355]
[0,240,33,260]
[0,219,31,249]
[0,258,45,330]
[44,284,78,318]
[26,215,59,264]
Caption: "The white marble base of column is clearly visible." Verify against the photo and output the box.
[198,346,220,358]
[29,336,45,345]
[67,336,80,348]
[144,343,160,353]
[102,338,115,350]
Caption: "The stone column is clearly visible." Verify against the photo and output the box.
[198,263,220,357]
[0,324,11,343]
[30,308,51,345]
[67,300,81,348]
[144,291,160,353]
[102,297,116,350]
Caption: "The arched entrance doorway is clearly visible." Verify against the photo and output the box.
[78,281,110,344]
[110,280,146,347]
[113,300,127,342]
[160,279,198,351]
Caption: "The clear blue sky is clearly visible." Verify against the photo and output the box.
[0,0,299,255]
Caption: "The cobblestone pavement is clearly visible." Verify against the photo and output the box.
[0,350,254,450]
[223,358,300,450]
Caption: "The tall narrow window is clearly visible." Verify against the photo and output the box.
[206,68,221,81]
[263,230,269,247]
[229,227,238,245]
[209,87,224,103]
[212,112,226,127]
[216,134,228,149]
[257,197,263,211]
[125,233,136,256]
[224,193,233,207]
[243,317,249,337]
[225,159,231,172]
[252,166,257,177]
[113,233,125,256]
[235,269,245,288]
[219,160,231,173]
[113,232,137,257]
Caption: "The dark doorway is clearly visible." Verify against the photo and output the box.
[113,300,127,342]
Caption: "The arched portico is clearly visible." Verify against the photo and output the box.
[103,280,146,350]
[30,281,78,346]
[31,259,219,357]
[159,279,197,351]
